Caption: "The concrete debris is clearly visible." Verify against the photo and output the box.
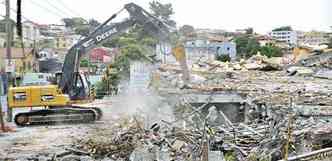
[71,119,144,160]
[286,66,314,76]
[298,51,332,67]
[314,69,332,79]
[2,53,332,161]
[143,52,332,161]
[32,105,331,161]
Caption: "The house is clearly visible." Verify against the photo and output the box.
[55,35,69,49]
[256,35,275,47]
[22,21,41,47]
[88,47,115,64]
[184,39,215,62]
[0,48,38,73]
[0,19,16,42]
[184,38,237,62]
[38,23,70,49]
[214,42,237,60]
[48,24,66,36]
[297,31,329,46]
[269,30,297,48]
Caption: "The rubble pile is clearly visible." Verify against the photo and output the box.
[49,112,332,161]
[70,118,145,160]
[2,52,332,161]
[42,93,330,161]
[142,51,332,161]
[57,51,332,161]
[155,52,332,107]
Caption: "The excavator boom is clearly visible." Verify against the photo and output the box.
[8,3,174,126]
[60,3,172,100]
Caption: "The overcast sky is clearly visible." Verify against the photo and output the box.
[0,0,331,34]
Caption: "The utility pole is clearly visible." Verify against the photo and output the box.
[0,75,4,131]
[0,0,11,131]
[0,87,4,132]
[5,0,11,62]
[5,0,12,122]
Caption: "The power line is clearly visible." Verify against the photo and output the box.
[0,4,43,43]
[0,2,35,22]
[43,0,75,18]
[10,8,34,22]
[56,0,82,18]
[28,0,66,18]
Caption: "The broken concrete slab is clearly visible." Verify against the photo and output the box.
[314,69,332,79]
[287,66,314,76]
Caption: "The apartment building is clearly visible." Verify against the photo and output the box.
[269,30,297,47]
[297,31,329,46]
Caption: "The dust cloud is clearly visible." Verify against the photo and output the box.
[100,83,175,128]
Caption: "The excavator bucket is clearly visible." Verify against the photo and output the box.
[124,3,173,41]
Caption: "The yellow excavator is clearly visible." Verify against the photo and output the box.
[7,3,186,126]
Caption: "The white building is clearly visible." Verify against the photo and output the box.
[45,24,66,36]
[184,39,237,62]
[22,21,41,47]
[269,30,297,47]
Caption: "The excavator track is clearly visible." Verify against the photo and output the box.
[14,106,102,126]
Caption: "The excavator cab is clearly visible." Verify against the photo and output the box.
[71,72,90,100]
[56,72,90,100]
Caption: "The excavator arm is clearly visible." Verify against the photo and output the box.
[8,3,187,126]
[59,3,172,99]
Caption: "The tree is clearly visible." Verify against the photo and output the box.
[89,19,100,27]
[272,26,292,31]
[216,55,231,62]
[80,58,89,67]
[99,1,177,90]
[234,35,260,58]
[102,28,158,81]
[62,17,87,28]
[62,17,91,36]
[74,25,90,36]
[149,1,176,26]
[246,38,260,57]
[102,37,121,48]
[259,44,283,58]
[0,19,15,36]
[179,25,196,37]
[245,27,253,34]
